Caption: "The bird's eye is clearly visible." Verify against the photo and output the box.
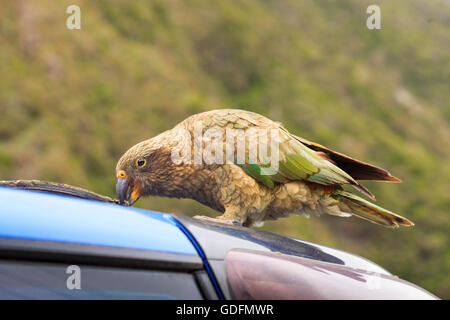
[136,159,146,167]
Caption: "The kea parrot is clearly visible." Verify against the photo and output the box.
[116,109,414,228]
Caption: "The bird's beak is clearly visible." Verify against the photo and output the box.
[116,174,141,206]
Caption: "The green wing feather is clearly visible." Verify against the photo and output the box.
[241,164,276,188]
[239,126,360,189]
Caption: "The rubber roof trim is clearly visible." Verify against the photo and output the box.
[0,237,203,272]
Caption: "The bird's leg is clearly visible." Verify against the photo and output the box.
[216,205,246,226]
[193,205,245,226]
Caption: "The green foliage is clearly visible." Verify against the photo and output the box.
[0,0,449,297]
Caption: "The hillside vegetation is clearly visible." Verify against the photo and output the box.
[0,0,449,297]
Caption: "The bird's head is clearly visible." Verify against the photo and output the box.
[115,137,173,206]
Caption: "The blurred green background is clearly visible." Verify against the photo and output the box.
[0,0,449,297]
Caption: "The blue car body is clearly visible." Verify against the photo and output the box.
[0,187,195,254]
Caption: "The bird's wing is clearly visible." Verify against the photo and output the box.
[184,109,375,199]
[291,135,401,182]
[240,126,375,199]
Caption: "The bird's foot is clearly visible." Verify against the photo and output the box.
[193,215,243,227]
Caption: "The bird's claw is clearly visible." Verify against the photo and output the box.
[230,219,243,226]
[193,215,243,227]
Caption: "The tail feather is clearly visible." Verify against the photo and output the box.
[333,190,414,228]
[351,182,376,201]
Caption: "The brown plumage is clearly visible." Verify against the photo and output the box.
[116,109,413,228]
